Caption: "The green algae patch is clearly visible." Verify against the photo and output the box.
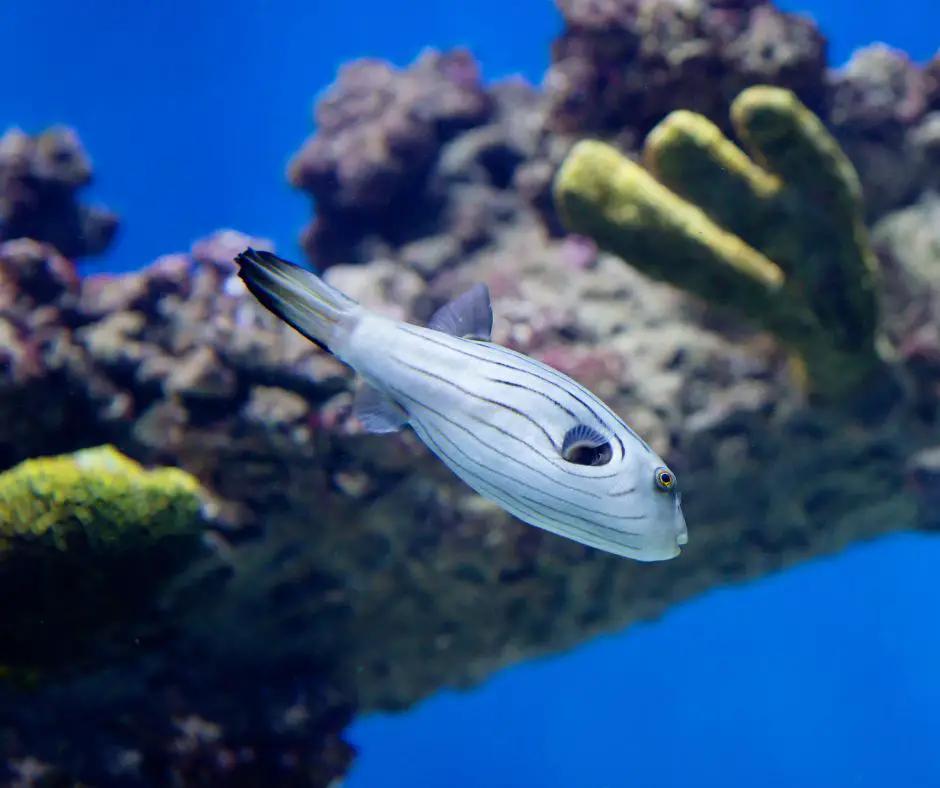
[0,445,208,678]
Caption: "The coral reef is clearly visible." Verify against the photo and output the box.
[0,127,119,259]
[552,86,888,401]
[2,1,940,786]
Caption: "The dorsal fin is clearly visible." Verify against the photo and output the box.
[427,283,493,340]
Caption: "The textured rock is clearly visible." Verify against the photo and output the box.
[0,127,119,259]
[288,48,496,269]
[544,0,828,139]
[827,44,938,218]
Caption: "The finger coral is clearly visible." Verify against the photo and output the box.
[553,85,890,400]
[0,445,207,674]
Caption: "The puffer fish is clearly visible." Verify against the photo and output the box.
[233,248,688,561]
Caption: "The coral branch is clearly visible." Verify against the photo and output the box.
[553,85,890,399]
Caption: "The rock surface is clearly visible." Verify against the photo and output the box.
[0,127,119,260]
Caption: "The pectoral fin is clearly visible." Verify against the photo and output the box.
[352,381,407,433]
[428,283,493,340]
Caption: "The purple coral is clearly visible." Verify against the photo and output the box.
[544,0,827,138]
[828,44,940,217]
[288,48,494,269]
[0,126,119,260]
[928,53,940,110]
[829,44,931,130]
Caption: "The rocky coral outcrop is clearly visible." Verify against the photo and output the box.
[544,0,828,140]
[828,44,940,218]
[2,2,940,786]
[0,127,119,259]
[289,48,498,269]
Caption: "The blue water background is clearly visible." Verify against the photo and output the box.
[4,2,939,786]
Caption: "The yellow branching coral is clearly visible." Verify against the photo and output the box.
[553,86,890,400]
[0,445,207,676]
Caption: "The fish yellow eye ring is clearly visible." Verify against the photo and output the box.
[654,467,675,491]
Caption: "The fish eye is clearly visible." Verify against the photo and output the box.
[654,467,676,491]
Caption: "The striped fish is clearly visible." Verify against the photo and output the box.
[234,248,688,561]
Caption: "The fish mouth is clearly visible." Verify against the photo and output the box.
[636,541,682,562]
[674,495,688,548]
[626,513,686,561]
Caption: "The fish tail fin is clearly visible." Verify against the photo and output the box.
[234,248,360,354]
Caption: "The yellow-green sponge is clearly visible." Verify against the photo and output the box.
[0,445,207,676]
[553,86,888,400]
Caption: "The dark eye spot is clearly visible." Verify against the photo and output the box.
[561,424,613,466]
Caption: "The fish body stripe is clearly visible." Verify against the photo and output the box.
[388,353,624,482]
[394,323,649,458]
[385,378,644,527]
[473,337,651,453]
[347,316,657,554]
[392,385,643,554]
[387,324,629,445]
